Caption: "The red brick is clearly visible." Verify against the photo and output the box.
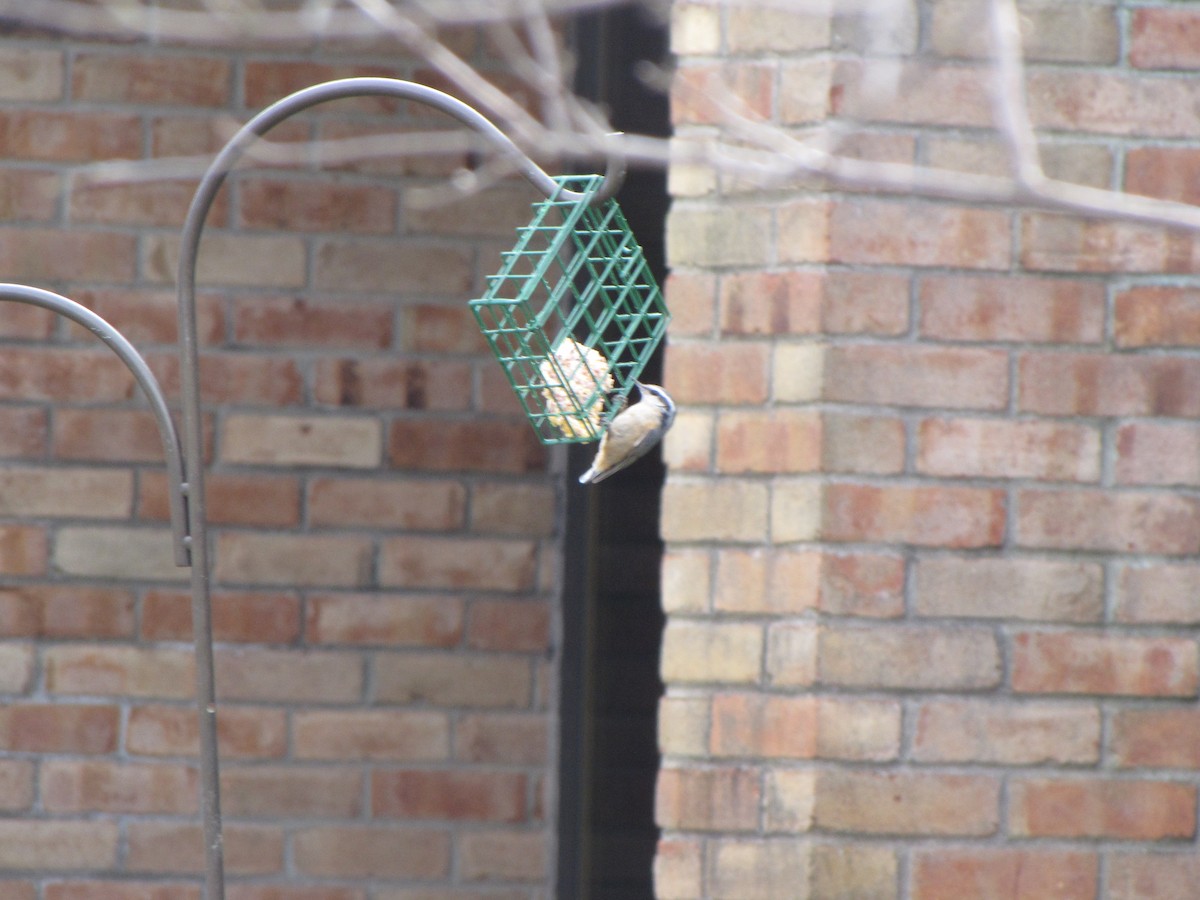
[815,770,1000,836]
[149,352,304,406]
[294,826,449,879]
[1111,708,1200,769]
[710,693,816,759]
[655,766,761,831]
[73,288,224,347]
[911,849,1097,900]
[233,296,393,349]
[374,652,532,709]
[402,184,538,238]
[1010,777,1195,840]
[213,647,362,703]
[1130,8,1200,70]
[913,700,1100,765]
[45,886,202,900]
[1116,421,1200,486]
[1115,285,1200,346]
[389,420,545,474]
[832,61,991,127]
[825,345,1009,409]
[672,61,775,126]
[469,482,555,537]
[0,760,35,811]
[316,357,473,410]
[305,592,463,647]
[663,340,770,405]
[127,704,286,759]
[815,697,902,761]
[1115,563,1200,625]
[718,271,821,336]
[308,476,465,530]
[293,710,450,761]
[0,703,118,754]
[125,822,282,875]
[398,304,487,354]
[715,409,822,474]
[0,167,58,223]
[141,471,299,527]
[713,548,819,615]
[821,271,910,335]
[221,766,363,818]
[141,590,299,644]
[41,760,196,813]
[917,417,1100,481]
[915,556,1103,622]
[920,274,1105,342]
[0,586,134,638]
[72,53,229,106]
[818,552,906,618]
[822,484,1006,548]
[666,271,717,337]
[1020,212,1200,273]
[1012,631,1198,697]
[466,599,549,652]
[830,200,1010,269]
[455,713,548,765]
[1126,148,1200,206]
[1017,488,1200,555]
[819,624,1000,690]
[52,409,172,462]
[1107,853,1200,899]
[1029,70,1200,137]
[242,60,408,111]
[0,110,140,161]
[0,348,134,403]
[1019,351,1200,417]
[378,536,536,592]
[372,769,526,822]
[239,177,395,233]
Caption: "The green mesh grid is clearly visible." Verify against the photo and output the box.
[470,174,670,445]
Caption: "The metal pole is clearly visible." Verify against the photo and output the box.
[175,77,626,900]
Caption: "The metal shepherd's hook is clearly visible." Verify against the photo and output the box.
[174,77,625,898]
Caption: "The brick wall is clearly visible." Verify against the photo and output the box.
[659,1,1200,897]
[0,19,561,900]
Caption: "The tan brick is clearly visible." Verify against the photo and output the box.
[305,592,462,647]
[374,652,531,709]
[145,233,306,288]
[72,53,229,105]
[0,821,118,870]
[770,479,822,543]
[41,760,196,814]
[913,700,1100,765]
[662,620,762,685]
[708,839,810,900]
[778,199,831,263]
[458,830,547,883]
[469,482,554,537]
[214,647,362,704]
[70,178,210,228]
[314,240,473,296]
[914,556,1104,622]
[662,478,770,543]
[926,137,1112,189]
[53,528,184,583]
[0,111,139,162]
[811,845,899,898]
[773,343,826,403]
[1108,853,1200,900]
[45,647,192,699]
[912,848,1097,900]
[666,204,773,268]
[766,621,818,687]
[816,770,1000,836]
[931,0,1117,63]
[224,766,363,818]
[728,3,831,52]
[215,532,372,588]
[822,413,905,474]
[818,552,906,618]
[0,47,62,100]
[126,822,282,875]
[1010,777,1195,840]
[662,410,714,474]
[825,344,1009,409]
[655,837,705,900]
[658,694,710,757]
[294,826,449,879]
[656,765,761,832]
[816,697,902,761]
[1115,563,1200,625]
[1012,631,1198,697]
[0,645,32,694]
[832,61,989,127]
[294,711,450,761]
[222,413,381,468]
[763,769,815,833]
[917,416,1101,481]
[378,536,536,592]
[819,625,1000,690]
[1016,488,1200,555]
[672,62,775,127]
[455,713,548,765]
[666,340,770,405]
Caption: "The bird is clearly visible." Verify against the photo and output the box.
[579,381,676,484]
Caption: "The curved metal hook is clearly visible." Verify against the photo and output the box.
[0,284,190,566]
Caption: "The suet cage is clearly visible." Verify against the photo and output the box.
[470,174,670,444]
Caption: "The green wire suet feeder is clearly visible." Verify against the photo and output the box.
[470,174,669,444]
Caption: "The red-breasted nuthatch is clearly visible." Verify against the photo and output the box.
[579,381,676,484]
